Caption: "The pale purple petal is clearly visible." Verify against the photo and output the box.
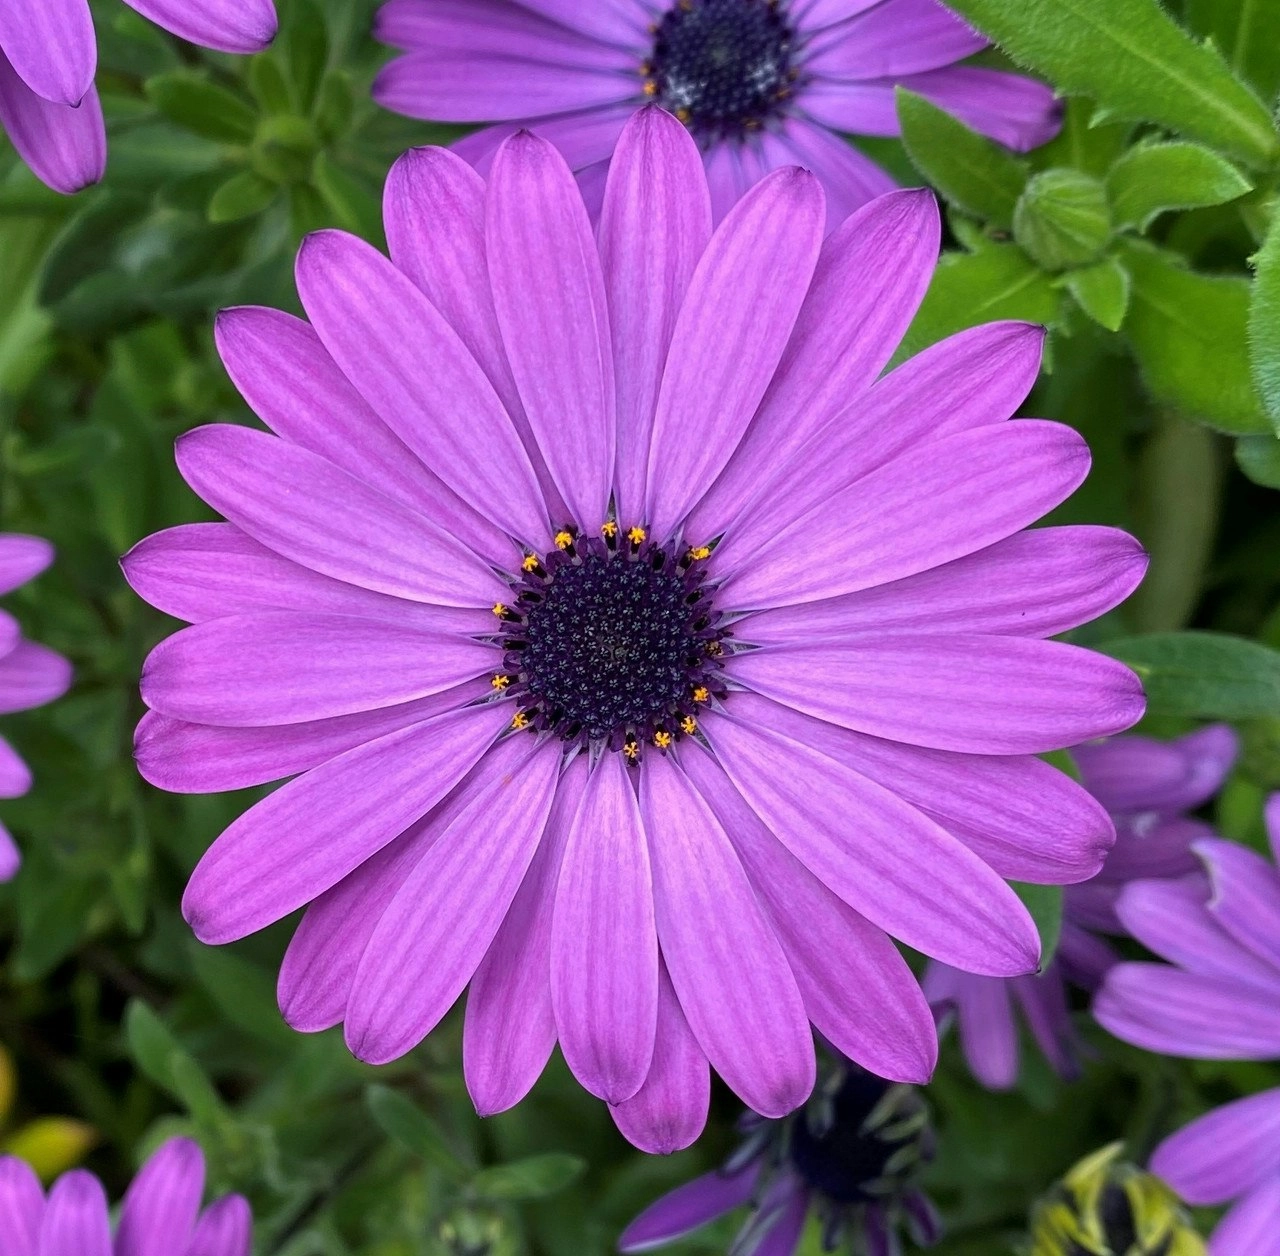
[0,56,104,194]
[600,107,712,524]
[0,823,20,883]
[0,0,95,104]
[182,701,510,943]
[0,535,53,595]
[808,0,986,79]
[800,79,902,137]
[704,713,1041,976]
[345,738,560,1064]
[187,1196,252,1256]
[552,751,657,1103]
[0,610,16,658]
[0,1156,43,1256]
[732,633,1145,754]
[1152,1089,1280,1207]
[611,962,710,1154]
[0,736,32,799]
[115,1138,204,1256]
[512,0,649,45]
[295,229,551,547]
[451,104,636,176]
[1096,815,1207,886]
[645,167,825,541]
[486,130,616,527]
[1197,838,1280,971]
[1012,969,1079,1081]
[1209,1178,1280,1255]
[927,966,1019,1089]
[750,1180,809,1256]
[700,138,754,225]
[641,752,815,1117]
[618,1167,759,1253]
[0,641,72,715]
[1074,725,1239,815]
[465,758,586,1116]
[38,1171,111,1256]
[793,0,885,28]
[1270,793,1280,864]
[768,117,898,224]
[121,0,277,53]
[901,65,1062,152]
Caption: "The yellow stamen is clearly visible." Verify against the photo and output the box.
[522,554,539,573]
[692,686,710,703]
[642,80,659,96]
[680,716,698,735]
[491,675,510,692]
[687,545,712,562]
[511,711,530,730]
[653,730,673,749]
[627,526,647,545]
[554,530,574,550]
[705,641,723,657]
[492,602,507,618]
[601,520,618,538]
[675,107,692,124]
[623,737,640,761]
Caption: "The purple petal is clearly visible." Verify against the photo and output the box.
[808,0,985,79]
[600,107,712,524]
[0,534,53,595]
[900,65,1062,152]
[618,1167,759,1253]
[704,712,1040,976]
[0,53,103,193]
[116,1138,204,1256]
[486,130,615,528]
[511,0,648,44]
[1074,725,1239,815]
[451,104,637,176]
[344,738,560,1064]
[0,1157,43,1256]
[794,0,885,27]
[683,742,936,1082]
[1209,1177,1280,1254]
[0,823,20,883]
[743,526,1146,643]
[1095,963,1280,1059]
[0,640,72,716]
[1197,838,1280,971]
[641,752,815,1117]
[1096,815,1207,886]
[120,0,276,53]
[187,1195,252,1256]
[1012,969,1079,1081]
[732,632,1145,754]
[611,961,710,1154]
[142,613,491,727]
[0,735,32,800]
[464,759,586,1115]
[0,610,17,658]
[1270,793,1280,865]
[552,751,657,1103]
[688,189,939,539]
[295,229,550,547]
[182,701,510,943]
[768,117,899,226]
[38,1171,111,1256]
[929,965,1019,1089]
[1152,1088,1280,1207]
[751,1179,809,1256]
[718,420,1090,610]
[0,0,95,104]
[645,167,825,541]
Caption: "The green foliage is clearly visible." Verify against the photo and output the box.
[1103,633,1280,718]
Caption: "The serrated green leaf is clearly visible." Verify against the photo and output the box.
[365,1085,466,1178]
[1123,242,1270,433]
[1248,203,1280,433]
[1012,883,1064,966]
[1064,257,1131,330]
[207,171,277,224]
[1235,434,1280,488]
[145,71,258,144]
[1107,142,1251,231]
[472,1153,585,1201]
[1103,631,1280,717]
[896,88,1027,227]
[942,0,1279,167]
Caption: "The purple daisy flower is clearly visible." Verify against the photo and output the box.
[0,534,73,882]
[373,0,1062,225]
[620,1065,940,1256]
[123,106,1145,1149]
[1094,795,1280,1255]
[923,726,1238,1091]
[0,0,277,193]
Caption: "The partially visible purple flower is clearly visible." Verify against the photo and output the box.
[0,1136,251,1255]
[923,725,1238,1091]
[1095,794,1280,1255]
[373,0,1061,225]
[0,0,277,193]
[0,534,73,881]
[619,1066,940,1256]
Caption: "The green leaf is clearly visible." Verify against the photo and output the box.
[1185,0,1280,101]
[942,0,1279,167]
[1064,257,1131,330]
[1012,883,1064,966]
[189,943,297,1046]
[895,88,1027,227]
[207,171,277,224]
[472,1153,586,1202]
[310,153,384,245]
[1248,203,1280,432]
[1122,242,1270,433]
[145,71,258,144]
[248,53,293,116]
[1103,631,1280,717]
[125,1000,226,1123]
[365,1085,466,1178]
[1235,434,1280,488]
[1107,142,1252,231]
[283,0,330,112]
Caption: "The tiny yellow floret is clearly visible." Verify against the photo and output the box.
[511,711,530,730]
[554,530,574,550]
[653,730,673,749]
[522,554,540,573]
[492,602,507,618]
[624,737,640,761]
[687,545,711,561]
[601,520,618,538]
[627,526,647,545]
[642,80,659,96]
[680,716,698,735]
[491,675,510,692]
[692,686,710,703]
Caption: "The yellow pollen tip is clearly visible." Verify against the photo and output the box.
[601,520,618,537]
[624,738,639,760]
[554,530,574,550]
[681,716,698,735]
[521,554,539,572]
[653,730,673,749]
[706,641,723,657]
[687,545,711,561]
[675,107,691,124]
[491,675,510,691]
[642,80,659,96]
[492,602,507,617]
[511,711,530,730]
[693,686,710,703]
[627,526,647,545]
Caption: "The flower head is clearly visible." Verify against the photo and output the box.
[924,726,1237,1091]
[374,0,1061,224]
[620,1065,940,1256]
[0,534,73,881]
[0,1136,251,1255]
[124,106,1145,1149]
[0,0,276,193]
[1094,795,1280,1255]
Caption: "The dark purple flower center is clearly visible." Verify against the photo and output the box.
[493,527,727,756]
[645,0,797,141]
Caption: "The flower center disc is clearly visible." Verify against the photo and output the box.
[649,0,796,139]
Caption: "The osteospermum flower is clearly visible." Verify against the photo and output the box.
[620,1065,940,1256]
[373,0,1061,223]
[0,0,276,193]
[1095,796,1280,1255]
[123,106,1145,1149]
[924,726,1237,1091]
[0,534,73,881]
[0,1136,251,1255]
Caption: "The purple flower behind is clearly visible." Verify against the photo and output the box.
[923,725,1238,1091]
[0,0,277,193]
[1095,794,1280,1255]
[373,0,1062,225]
[0,534,73,881]
[123,106,1146,1150]
[0,1136,251,1255]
